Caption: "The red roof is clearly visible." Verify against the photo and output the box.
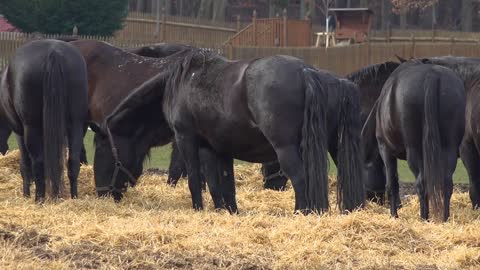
[0,16,19,32]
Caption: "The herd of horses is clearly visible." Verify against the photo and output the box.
[1,37,479,222]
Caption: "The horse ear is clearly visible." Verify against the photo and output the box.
[395,54,407,63]
[107,71,168,132]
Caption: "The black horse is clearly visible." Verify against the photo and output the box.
[166,61,401,194]
[94,49,365,214]
[362,60,466,221]
[0,39,89,201]
[417,56,480,210]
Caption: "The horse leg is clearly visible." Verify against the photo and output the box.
[198,147,225,210]
[24,127,47,202]
[365,154,387,205]
[443,147,457,221]
[378,140,399,218]
[79,123,88,165]
[175,134,203,210]
[0,125,11,155]
[16,135,32,198]
[275,145,308,212]
[67,124,84,199]
[219,156,237,214]
[406,147,428,219]
[460,138,480,209]
[262,161,288,191]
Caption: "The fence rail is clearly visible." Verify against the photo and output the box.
[114,13,237,47]
[2,32,480,77]
[224,42,480,76]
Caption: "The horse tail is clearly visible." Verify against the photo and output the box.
[336,80,365,212]
[301,68,329,212]
[43,48,67,198]
[423,73,444,221]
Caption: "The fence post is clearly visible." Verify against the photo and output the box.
[410,34,415,58]
[366,35,371,65]
[252,10,257,46]
[236,15,241,33]
[161,6,166,41]
[386,23,391,43]
[283,8,287,47]
[450,36,455,55]
[431,22,436,42]
[155,0,160,38]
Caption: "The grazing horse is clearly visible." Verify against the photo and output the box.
[68,40,178,201]
[420,56,480,209]
[96,49,365,214]
[346,61,400,203]
[362,60,465,221]
[0,39,88,201]
[165,61,400,194]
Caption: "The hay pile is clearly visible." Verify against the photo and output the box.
[0,151,479,270]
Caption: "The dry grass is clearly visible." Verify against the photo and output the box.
[0,150,479,270]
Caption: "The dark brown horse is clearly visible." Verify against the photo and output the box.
[68,40,179,200]
[362,60,465,221]
[95,49,365,214]
[0,39,88,201]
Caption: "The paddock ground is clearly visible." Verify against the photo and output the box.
[0,151,478,269]
[5,131,472,184]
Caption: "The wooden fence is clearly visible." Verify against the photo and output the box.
[224,10,311,47]
[225,41,480,76]
[115,12,237,47]
[2,32,480,77]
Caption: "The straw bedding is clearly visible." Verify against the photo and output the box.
[0,150,478,269]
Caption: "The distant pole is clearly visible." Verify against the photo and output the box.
[236,15,241,33]
[161,6,166,41]
[283,8,287,47]
[72,25,78,36]
[155,0,160,38]
[253,10,257,46]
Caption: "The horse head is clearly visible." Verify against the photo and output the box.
[91,71,173,201]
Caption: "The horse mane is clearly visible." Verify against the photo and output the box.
[346,61,400,85]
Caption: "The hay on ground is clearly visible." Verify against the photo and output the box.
[0,150,478,269]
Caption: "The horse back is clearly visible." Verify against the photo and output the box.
[377,63,465,156]
[2,40,87,131]
[70,40,167,123]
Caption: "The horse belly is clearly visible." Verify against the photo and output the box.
[205,125,276,163]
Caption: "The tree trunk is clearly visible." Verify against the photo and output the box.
[308,0,316,18]
[211,0,226,22]
[197,0,213,19]
[400,12,407,29]
[335,0,346,8]
[151,0,157,15]
[300,0,307,19]
[381,0,392,31]
[461,0,473,31]
[136,0,145,12]
[360,0,368,8]
[346,0,351,8]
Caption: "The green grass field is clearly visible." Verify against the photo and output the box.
[6,130,470,183]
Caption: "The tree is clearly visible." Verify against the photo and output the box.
[461,0,473,31]
[0,0,129,36]
[390,0,438,14]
